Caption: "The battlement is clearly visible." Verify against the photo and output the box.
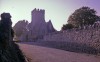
[32,8,45,14]
[31,8,45,25]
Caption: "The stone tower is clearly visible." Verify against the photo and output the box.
[28,8,55,41]
[13,8,56,41]
[31,8,45,26]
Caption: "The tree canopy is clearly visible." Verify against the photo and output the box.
[61,24,74,30]
[67,6,99,28]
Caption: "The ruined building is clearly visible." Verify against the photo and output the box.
[13,8,55,41]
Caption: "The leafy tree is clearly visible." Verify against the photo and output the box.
[13,20,28,37]
[0,13,26,62]
[68,6,99,27]
[62,24,74,30]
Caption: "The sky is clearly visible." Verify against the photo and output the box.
[0,0,100,31]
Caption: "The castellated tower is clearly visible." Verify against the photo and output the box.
[31,8,45,26]
[14,8,55,41]
[28,8,48,37]
[27,8,55,41]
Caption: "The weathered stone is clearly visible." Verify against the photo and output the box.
[13,8,56,41]
[43,21,100,54]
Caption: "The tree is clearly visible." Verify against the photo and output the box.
[68,6,99,28]
[0,13,26,62]
[13,20,28,37]
[61,24,74,30]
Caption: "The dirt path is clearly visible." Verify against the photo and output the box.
[18,44,100,62]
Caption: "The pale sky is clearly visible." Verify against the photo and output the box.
[0,0,100,30]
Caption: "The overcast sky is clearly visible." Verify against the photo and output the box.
[0,0,100,30]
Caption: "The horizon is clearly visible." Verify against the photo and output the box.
[0,0,100,31]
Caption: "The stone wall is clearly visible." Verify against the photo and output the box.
[43,21,100,51]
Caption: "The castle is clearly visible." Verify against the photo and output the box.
[13,8,55,41]
[13,9,100,54]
